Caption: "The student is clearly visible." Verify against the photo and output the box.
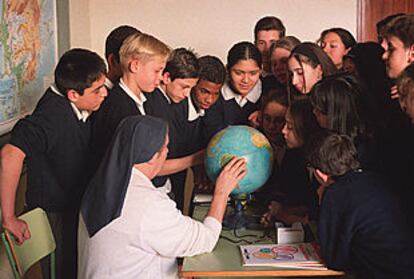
[397,63,414,123]
[269,36,301,86]
[305,131,414,278]
[261,99,319,225]
[0,49,108,279]
[318,27,356,69]
[382,14,414,79]
[287,42,337,99]
[90,32,170,174]
[78,115,247,279]
[254,16,286,75]
[376,13,405,52]
[309,74,376,170]
[204,42,262,138]
[144,47,201,209]
[104,25,141,89]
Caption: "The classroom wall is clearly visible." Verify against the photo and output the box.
[68,0,357,62]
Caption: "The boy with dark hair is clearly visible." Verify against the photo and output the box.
[254,16,286,74]
[171,55,226,204]
[306,131,414,278]
[144,48,202,210]
[104,25,141,89]
[0,48,108,279]
[382,14,414,79]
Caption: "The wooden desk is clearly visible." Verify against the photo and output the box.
[180,205,344,278]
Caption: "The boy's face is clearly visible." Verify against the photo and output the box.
[135,56,166,92]
[193,79,222,110]
[399,90,414,124]
[256,30,281,72]
[164,75,198,103]
[382,36,414,78]
[73,75,107,111]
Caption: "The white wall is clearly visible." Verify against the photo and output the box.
[69,0,357,62]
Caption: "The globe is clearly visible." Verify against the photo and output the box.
[205,125,273,195]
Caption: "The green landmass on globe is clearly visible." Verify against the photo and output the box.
[205,125,273,195]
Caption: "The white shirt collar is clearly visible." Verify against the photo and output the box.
[50,84,90,122]
[187,97,205,121]
[119,78,147,115]
[104,77,114,90]
[157,86,171,104]
[221,80,262,108]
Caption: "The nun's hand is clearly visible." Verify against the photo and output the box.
[214,157,247,197]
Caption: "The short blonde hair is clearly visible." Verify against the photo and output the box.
[119,33,170,70]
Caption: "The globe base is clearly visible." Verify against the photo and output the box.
[223,198,259,229]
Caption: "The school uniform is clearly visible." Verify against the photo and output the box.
[202,80,262,141]
[318,170,414,278]
[144,87,183,205]
[10,85,92,279]
[90,79,146,175]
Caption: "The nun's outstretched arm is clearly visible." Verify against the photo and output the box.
[142,158,246,258]
[157,149,204,176]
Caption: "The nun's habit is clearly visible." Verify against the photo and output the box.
[78,115,222,279]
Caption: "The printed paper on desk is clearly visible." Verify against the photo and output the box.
[277,222,304,244]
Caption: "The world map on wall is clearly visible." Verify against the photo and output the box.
[0,0,57,135]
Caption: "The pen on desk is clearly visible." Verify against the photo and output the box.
[243,248,250,259]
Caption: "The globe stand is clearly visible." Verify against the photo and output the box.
[223,194,259,229]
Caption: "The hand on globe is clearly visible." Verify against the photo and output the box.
[214,157,247,197]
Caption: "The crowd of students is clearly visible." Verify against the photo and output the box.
[1,13,414,279]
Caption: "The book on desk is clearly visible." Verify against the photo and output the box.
[239,242,327,270]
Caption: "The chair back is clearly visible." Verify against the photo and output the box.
[1,208,56,279]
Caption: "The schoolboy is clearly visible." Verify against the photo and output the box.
[0,48,108,279]
[104,25,141,89]
[144,48,202,210]
[254,16,285,75]
[382,14,414,79]
[171,55,226,205]
[306,131,414,278]
[90,33,170,173]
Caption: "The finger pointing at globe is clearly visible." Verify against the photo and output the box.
[215,157,248,196]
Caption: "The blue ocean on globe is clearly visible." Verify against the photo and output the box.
[205,125,273,195]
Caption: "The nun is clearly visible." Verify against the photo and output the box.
[77,115,246,279]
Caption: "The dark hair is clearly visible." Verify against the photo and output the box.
[105,25,140,62]
[310,74,363,140]
[55,48,107,96]
[164,48,199,81]
[344,42,389,124]
[270,36,301,55]
[376,13,405,40]
[383,14,414,48]
[288,99,321,146]
[254,16,286,41]
[260,87,289,112]
[305,130,360,176]
[397,62,414,101]
[319,28,357,50]
[288,42,337,95]
[227,41,262,71]
[198,55,226,84]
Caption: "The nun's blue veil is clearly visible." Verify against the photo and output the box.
[81,115,168,237]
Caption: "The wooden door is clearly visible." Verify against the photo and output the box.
[357,0,414,42]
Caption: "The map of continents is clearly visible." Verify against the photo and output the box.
[0,0,56,134]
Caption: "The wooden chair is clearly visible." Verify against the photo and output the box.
[1,208,56,279]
